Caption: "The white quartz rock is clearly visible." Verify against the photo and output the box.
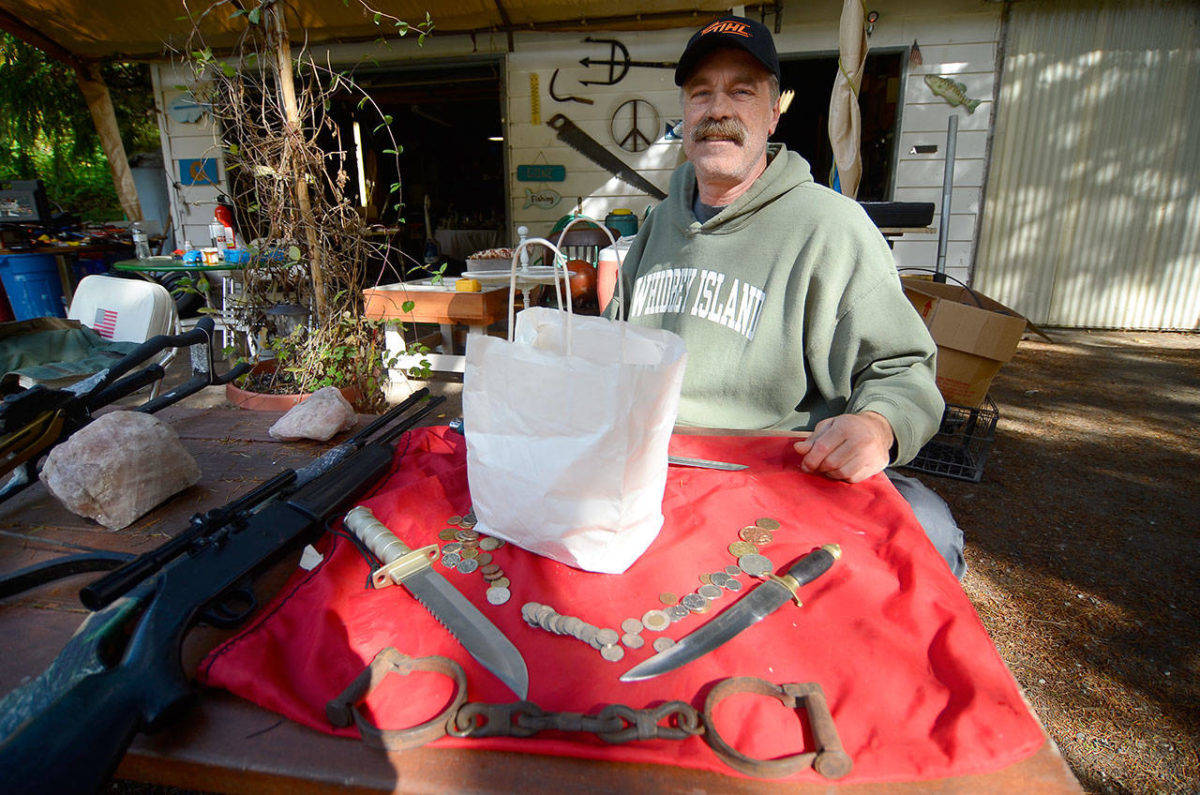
[40,410,201,531]
[268,386,356,442]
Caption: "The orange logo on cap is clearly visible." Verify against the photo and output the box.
[701,21,752,38]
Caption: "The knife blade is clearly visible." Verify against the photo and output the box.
[667,455,747,471]
[344,506,529,699]
[620,544,841,682]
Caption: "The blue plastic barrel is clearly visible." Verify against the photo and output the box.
[0,253,66,319]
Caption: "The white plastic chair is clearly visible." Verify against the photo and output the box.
[67,275,181,398]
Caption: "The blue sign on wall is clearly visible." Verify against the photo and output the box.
[516,164,566,182]
[179,158,219,186]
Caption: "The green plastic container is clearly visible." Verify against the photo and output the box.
[605,209,638,237]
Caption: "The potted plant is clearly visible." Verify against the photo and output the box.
[179,2,434,412]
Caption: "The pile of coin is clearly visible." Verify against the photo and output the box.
[437,512,511,605]
[731,517,779,578]
[521,602,626,662]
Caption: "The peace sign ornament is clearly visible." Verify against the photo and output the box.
[610,99,660,154]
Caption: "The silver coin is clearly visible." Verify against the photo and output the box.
[681,593,706,613]
[709,572,731,588]
[441,542,463,554]
[652,637,676,653]
[726,578,743,591]
[621,633,645,649]
[641,610,670,632]
[600,644,625,662]
[521,603,539,622]
[621,618,644,635]
[486,586,511,605]
[666,604,690,622]
[456,558,479,574]
[596,628,619,646]
[478,536,501,551]
[579,624,599,644]
[698,584,723,600]
[725,564,742,577]
[737,553,772,578]
[536,604,556,622]
[441,552,461,568]
[589,635,605,650]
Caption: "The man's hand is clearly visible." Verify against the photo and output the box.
[793,411,895,483]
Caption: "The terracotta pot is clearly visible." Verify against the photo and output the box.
[226,360,361,411]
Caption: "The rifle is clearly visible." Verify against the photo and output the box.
[0,316,248,505]
[0,388,445,794]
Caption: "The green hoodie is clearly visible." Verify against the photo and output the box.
[606,144,944,465]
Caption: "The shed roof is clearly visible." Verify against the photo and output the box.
[0,0,732,61]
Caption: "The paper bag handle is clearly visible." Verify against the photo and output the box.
[507,237,573,351]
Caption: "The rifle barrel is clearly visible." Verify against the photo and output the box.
[79,469,297,611]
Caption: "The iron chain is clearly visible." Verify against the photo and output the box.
[447,699,705,744]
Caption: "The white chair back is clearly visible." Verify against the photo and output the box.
[68,275,178,342]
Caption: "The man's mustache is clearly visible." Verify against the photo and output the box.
[691,117,746,145]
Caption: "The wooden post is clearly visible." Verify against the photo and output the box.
[75,63,143,222]
[270,5,327,324]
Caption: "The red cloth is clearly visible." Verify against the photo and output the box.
[199,427,1043,782]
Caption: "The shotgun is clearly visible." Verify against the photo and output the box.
[0,388,444,794]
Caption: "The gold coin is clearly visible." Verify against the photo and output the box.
[438,529,457,541]
[698,573,712,586]
[448,515,463,526]
[755,517,781,531]
[456,530,479,542]
[738,525,761,542]
[459,547,479,559]
[478,537,501,551]
[728,541,757,557]
[753,529,774,546]
[480,563,501,575]
[459,517,477,529]
[659,592,679,606]
[491,576,510,589]
[476,552,493,566]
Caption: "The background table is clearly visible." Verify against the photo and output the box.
[0,407,1081,793]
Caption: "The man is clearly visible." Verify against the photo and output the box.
[604,16,964,576]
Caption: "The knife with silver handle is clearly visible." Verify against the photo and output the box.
[344,506,530,699]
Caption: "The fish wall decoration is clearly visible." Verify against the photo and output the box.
[523,187,562,210]
[923,75,982,114]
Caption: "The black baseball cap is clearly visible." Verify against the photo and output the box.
[674,15,781,87]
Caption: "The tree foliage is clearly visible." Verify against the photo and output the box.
[0,32,159,219]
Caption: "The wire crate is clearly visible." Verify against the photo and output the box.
[903,397,999,483]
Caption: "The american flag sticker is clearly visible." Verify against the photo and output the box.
[93,308,119,339]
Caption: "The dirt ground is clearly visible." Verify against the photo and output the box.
[107,327,1198,793]
[916,330,1199,794]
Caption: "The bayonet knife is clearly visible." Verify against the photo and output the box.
[344,507,529,698]
[620,544,841,682]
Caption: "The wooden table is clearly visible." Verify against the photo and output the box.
[0,407,1081,793]
[365,280,511,375]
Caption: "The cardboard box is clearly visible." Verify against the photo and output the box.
[901,277,1027,407]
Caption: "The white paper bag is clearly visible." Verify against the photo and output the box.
[463,233,686,573]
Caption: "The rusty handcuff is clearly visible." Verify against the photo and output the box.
[327,648,852,780]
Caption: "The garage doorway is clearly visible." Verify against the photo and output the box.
[774,50,905,201]
[331,58,506,281]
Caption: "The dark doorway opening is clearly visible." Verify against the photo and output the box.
[773,50,904,201]
[332,59,506,281]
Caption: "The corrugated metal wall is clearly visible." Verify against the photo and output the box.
[973,1,1200,330]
